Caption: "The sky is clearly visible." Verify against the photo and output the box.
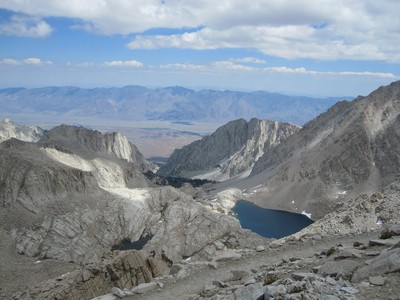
[0,0,399,97]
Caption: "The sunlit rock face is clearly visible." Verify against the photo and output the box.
[0,118,44,143]
[158,118,300,181]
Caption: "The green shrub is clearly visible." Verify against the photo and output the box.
[326,247,336,257]
[379,229,398,239]
[264,274,278,285]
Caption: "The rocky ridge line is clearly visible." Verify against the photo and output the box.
[158,118,300,181]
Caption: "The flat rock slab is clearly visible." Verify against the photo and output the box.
[352,248,400,282]
[369,237,400,247]
[318,259,361,277]
[214,250,242,262]
[131,282,158,294]
[369,276,385,286]
[341,287,359,294]
[234,282,264,300]
[335,248,364,259]
[292,272,318,281]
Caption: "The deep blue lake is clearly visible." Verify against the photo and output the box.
[232,200,314,239]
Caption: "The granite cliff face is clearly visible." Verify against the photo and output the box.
[158,118,300,181]
[0,118,44,143]
[40,125,155,172]
[248,81,400,218]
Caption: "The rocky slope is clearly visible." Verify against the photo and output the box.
[246,81,400,218]
[0,118,44,143]
[158,118,300,181]
[0,124,264,299]
[91,178,400,300]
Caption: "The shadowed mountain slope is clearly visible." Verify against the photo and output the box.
[247,81,400,218]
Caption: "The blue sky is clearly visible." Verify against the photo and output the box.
[0,0,399,97]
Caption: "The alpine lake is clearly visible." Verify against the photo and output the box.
[232,200,314,239]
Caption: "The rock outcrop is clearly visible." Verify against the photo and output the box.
[39,125,156,172]
[13,250,163,300]
[0,118,44,143]
[248,81,400,218]
[158,118,299,181]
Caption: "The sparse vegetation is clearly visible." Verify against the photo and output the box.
[353,241,363,247]
[264,274,278,285]
[326,247,336,257]
[379,229,399,239]
[290,286,304,294]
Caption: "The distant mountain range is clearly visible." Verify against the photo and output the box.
[0,86,344,125]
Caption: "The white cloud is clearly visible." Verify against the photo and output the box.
[0,15,52,37]
[104,60,143,67]
[1,57,52,65]
[231,57,266,64]
[1,0,399,61]
[160,63,205,71]
[157,61,397,79]
[264,66,397,79]
[1,58,21,65]
[213,61,255,72]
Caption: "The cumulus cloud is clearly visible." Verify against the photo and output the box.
[0,15,52,37]
[1,57,52,65]
[1,0,399,61]
[104,60,143,67]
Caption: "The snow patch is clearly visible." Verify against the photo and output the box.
[301,210,312,219]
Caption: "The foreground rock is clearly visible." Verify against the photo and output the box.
[13,250,163,299]
[170,230,400,300]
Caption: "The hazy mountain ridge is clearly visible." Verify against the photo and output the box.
[158,118,300,181]
[0,86,343,125]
